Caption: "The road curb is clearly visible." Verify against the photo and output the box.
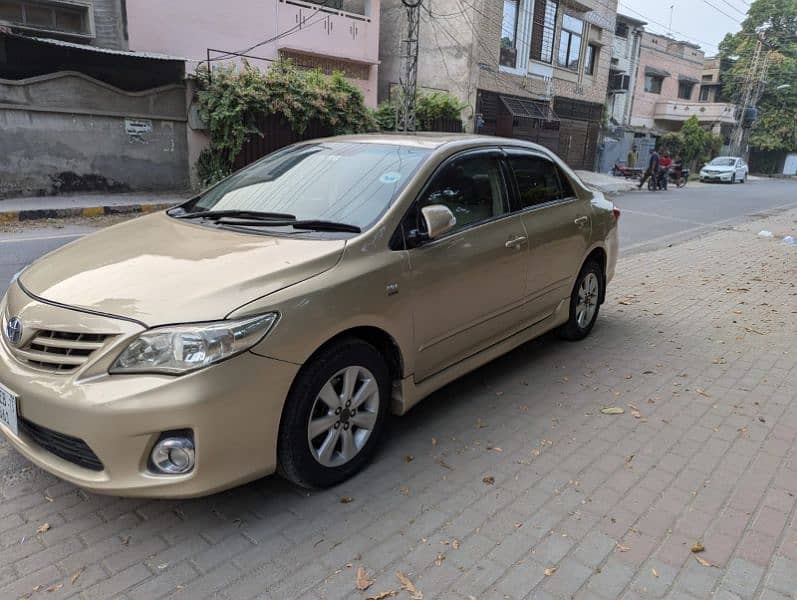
[0,202,176,223]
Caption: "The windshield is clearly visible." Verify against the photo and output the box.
[185,142,430,231]
[709,158,737,166]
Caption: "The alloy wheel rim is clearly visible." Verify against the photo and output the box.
[307,366,379,468]
[576,272,599,328]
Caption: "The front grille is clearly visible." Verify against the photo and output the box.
[17,330,111,372]
[18,417,104,471]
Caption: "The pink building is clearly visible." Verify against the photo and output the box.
[125,0,380,107]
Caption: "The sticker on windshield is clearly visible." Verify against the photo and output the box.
[379,172,402,184]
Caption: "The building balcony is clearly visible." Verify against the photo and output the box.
[275,0,378,66]
[653,100,737,125]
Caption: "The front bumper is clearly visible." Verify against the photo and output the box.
[700,172,733,182]
[0,287,299,498]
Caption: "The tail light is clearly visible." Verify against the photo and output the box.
[612,207,621,220]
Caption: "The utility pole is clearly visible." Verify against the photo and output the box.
[396,0,422,132]
[729,38,771,158]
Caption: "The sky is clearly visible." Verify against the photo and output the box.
[617,0,750,56]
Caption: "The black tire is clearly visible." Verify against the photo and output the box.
[277,338,391,489]
[557,260,604,341]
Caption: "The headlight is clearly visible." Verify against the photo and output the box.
[110,313,278,375]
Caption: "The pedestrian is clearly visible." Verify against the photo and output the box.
[638,148,660,189]
[627,145,638,169]
[673,154,684,186]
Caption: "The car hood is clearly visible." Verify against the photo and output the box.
[19,212,346,326]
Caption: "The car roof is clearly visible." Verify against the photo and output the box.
[322,132,554,153]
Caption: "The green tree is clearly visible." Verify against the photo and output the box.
[374,91,465,131]
[719,0,797,152]
[657,116,723,170]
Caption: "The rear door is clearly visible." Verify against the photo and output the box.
[504,149,592,322]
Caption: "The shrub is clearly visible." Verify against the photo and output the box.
[195,61,377,185]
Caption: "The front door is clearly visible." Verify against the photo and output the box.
[404,151,529,381]
[505,150,592,321]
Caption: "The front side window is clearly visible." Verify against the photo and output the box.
[678,80,695,100]
[644,75,663,94]
[557,15,583,71]
[509,155,573,208]
[419,156,508,234]
[187,142,430,231]
[500,0,520,68]
[530,0,557,63]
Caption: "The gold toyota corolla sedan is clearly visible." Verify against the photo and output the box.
[0,134,618,497]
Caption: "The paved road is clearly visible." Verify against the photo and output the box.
[615,179,797,253]
[3,180,796,296]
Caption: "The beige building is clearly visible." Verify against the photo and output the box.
[630,32,735,134]
[379,0,618,170]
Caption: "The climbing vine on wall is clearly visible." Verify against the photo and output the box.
[195,61,377,185]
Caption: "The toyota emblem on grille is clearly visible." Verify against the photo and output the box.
[5,316,23,346]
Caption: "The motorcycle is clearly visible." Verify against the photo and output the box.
[647,167,689,190]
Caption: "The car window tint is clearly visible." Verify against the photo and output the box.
[508,155,570,208]
[419,156,508,233]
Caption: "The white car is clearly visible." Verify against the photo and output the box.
[699,157,749,183]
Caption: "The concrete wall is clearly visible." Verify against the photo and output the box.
[0,72,188,197]
[92,0,127,49]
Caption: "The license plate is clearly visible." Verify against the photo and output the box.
[0,383,19,437]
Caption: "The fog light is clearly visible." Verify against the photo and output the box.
[151,437,195,474]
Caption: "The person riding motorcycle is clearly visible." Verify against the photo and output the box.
[658,152,673,190]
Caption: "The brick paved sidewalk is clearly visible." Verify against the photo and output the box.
[2,209,796,600]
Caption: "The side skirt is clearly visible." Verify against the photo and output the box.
[391,298,570,415]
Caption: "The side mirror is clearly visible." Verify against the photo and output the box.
[420,204,457,239]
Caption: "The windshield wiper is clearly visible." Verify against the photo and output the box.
[217,218,361,233]
[174,209,297,221]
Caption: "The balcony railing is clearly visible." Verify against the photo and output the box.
[653,100,737,124]
[276,0,377,64]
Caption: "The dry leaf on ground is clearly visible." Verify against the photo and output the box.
[601,407,625,415]
[396,571,422,600]
[694,554,715,567]
[691,542,705,553]
[36,523,51,534]
[340,496,354,504]
[482,476,495,485]
[356,566,374,591]
[434,553,445,566]
[652,568,659,577]
[696,389,711,398]
[400,486,410,496]
[452,539,460,550]
[403,455,414,463]
[544,567,557,576]
[70,568,84,585]
[616,544,630,552]
[46,583,64,592]
[366,591,398,600]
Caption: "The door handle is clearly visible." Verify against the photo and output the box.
[505,235,527,249]
[574,216,589,228]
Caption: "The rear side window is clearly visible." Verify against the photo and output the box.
[508,155,574,209]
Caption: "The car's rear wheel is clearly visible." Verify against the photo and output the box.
[277,338,390,489]
[557,260,604,341]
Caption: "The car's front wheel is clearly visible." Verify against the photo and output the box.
[557,260,604,341]
[277,338,390,489]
